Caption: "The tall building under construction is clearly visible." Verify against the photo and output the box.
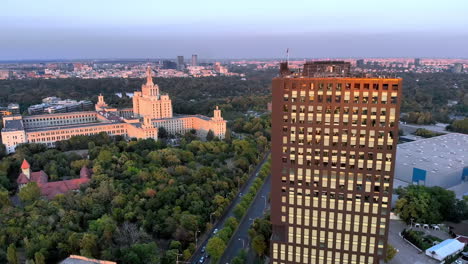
[270,61,402,264]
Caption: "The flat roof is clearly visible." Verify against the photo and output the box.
[2,119,24,131]
[24,121,121,132]
[152,114,211,122]
[396,133,468,174]
[23,111,97,119]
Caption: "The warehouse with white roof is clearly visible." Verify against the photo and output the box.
[395,133,468,188]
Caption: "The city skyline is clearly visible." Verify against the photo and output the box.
[1,0,468,60]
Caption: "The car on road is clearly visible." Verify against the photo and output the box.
[213,228,219,234]
[201,246,206,253]
[198,256,205,263]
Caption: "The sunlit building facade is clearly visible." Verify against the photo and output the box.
[270,62,402,264]
[1,67,226,154]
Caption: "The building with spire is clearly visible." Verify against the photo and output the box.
[17,159,92,199]
[132,67,173,119]
[1,67,226,154]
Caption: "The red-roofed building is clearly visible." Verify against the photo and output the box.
[21,159,30,169]
[456,236,468,245]
[17,159,92,199]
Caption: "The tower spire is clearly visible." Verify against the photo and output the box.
[146,66,153,85]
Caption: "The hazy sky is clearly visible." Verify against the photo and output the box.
[1,0,468,60]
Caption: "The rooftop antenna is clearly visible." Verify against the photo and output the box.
[286,48,290,66]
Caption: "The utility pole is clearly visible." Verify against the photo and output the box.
[210,212,215,224]
[195,230,201,248]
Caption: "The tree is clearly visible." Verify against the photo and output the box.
[206,237,226,261]
[0,188,10,207]
[206,130,214,141]
[384,244,398,263]
[449,118,468,134]
[19,182,41,203]
[158,127,168,139]
[7,244,18,264]
[252,234,267,257]
[395,185,467,224]
[34,252,45,264]
[0,144,6,159]
[120,242,159,264]
[224,129,232,143]
[80,233,98,258]
[231,249,247,264]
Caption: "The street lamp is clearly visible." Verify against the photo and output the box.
[261,195,267,209]
[210,212,216,224]
[410,218,414,228]
[238,238,245,248]
[176,253,182,264]
[195,230,201,248]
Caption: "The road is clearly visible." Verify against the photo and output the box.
[219,174,271,264]
[190,152,270,264]
[387,220,438,264]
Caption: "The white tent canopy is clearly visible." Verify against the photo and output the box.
[425,239,465,261]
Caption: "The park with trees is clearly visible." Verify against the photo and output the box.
[0,116,270,264]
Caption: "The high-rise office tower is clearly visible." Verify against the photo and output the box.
[414,58,421,67]
[192,54,198,66]
[177,56,185,70]
[270,61,402,264]
[452,63,463,74]
[356,59,365,68]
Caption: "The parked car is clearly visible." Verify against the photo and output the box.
[198,256,205,263]
[201,246,206,253]
[213,228,219,234]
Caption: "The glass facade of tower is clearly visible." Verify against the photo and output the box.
[270,62,402,264]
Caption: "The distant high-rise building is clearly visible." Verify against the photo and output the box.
[191,54,198,66]
[162,60,177,69]
[414,58,421,67]
[356,59,365,68]
[270,61,402,264]
[452,63,463,74]
[177,56,185,70]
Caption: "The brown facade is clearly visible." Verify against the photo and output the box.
[270,73,402,264]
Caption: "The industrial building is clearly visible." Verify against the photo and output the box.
[395,133,468,188]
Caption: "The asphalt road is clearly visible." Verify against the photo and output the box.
[387,220,438,264]
[219,174,271,264]
[190,152,270,264]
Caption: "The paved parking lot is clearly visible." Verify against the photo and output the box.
[387,220,439,264]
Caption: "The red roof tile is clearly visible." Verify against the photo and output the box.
[457,236,468,244]
[31,171,48,184]
[17,173,30,184]
[21,159,30,169]
[40,178,90,199]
